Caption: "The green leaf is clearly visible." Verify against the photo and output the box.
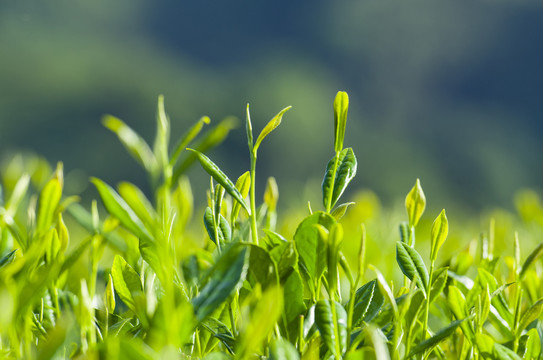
[350,279,385,327]
[193,244,249,322]
[333,91,349,152]
[237,286,283,358]
[322,147,357,211]
[429,267,448,303]
[331,202,355,221]
[263,176,279,212]
[247,244,277,288]
[231,171,251,224]
[111,255,143,312]
[36,163,63,233]
[269,339,300,360]
[4,173,30,221]
[0,249,17,268]
[102,115,158,174]
[91,178,159,272]
[294,212,335,285]
[518,298,543,336]
[91,178,153,243]
[105,273,116,313]
[187,149,250,214]
[520,242,543,280]
[525,328,541,359]
[268,240,297,281]
[430,209,448,262]
[253,106,292,153]
[405,178,426,227]
[118,181,157,230]
[172,117,238,182]
[153,95,170,171]
[246,104,254,152]
[170,116,210,168]
[203,207,231,247]
[283,270,306,324]
[448,285,475,343]
[409,319,465,357]
[396,241,429,296]
[314,300,347,358]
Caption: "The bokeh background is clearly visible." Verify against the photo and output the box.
[2,0,543,217]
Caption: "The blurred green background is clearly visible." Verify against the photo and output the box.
[1,0,543,216]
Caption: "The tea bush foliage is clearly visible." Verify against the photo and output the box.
[1,92,543,359]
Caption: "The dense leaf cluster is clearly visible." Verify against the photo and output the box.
[1,92,543,359]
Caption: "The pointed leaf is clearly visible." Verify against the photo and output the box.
[203,207,231,247]
[105,273,116,313]
[294,212,336,284]
[153,95,170,170]
[193,244,249,322]
[172,117,238,182]
[333,91,349,152]
[518,299,543,336]
[36,163,63,233]
[170,116,210,167]
[270,339,300,360]
[430,209,448,262]
[322,147,357,211]
[520,242,543,280]
[111,255,143,312]
[187,149,250,214]
[230,171,251,226]
[314,300,348,358]
[331,202,355,221]
[396,241,429,295]
[405,179,426,227]
[102,115,158,174]
[409,319,465,357]
[253,106,291,153]
[350,279,385,327]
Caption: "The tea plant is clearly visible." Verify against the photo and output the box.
[1,91,543,359]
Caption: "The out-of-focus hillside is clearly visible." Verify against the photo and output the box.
[1,0,543,215]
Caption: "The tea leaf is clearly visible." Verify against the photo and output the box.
[331,202,355,221]
[270,339,300,360]
[350,279,385,327]
[102,115,158,174]
[170,116,210,168]
[172,117,238,182]
[430,209,448,262]
[231,171,251,224]
[253,106,291,153]
[187,149,250,214]
[314,300,347,358]
[322,147,357,211]
[111,255,142,312]
[294,212,335,285]
[519,242,543,280]
[105,273,116,313]
[118,181,157,229]
[405,179,426,227]
[0,249,17,268]
[409,318,465,357]
[237,286,283,358]
[91,177,153,243]
[193,244,249,322]
[153,95,170,171]
[518,298,543,336]
[283,270,306,323]
[396,241,429,296]
[36,163,63,233]
[525,328,541,359]
[333,91,349,152]
[203,207,231,247]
